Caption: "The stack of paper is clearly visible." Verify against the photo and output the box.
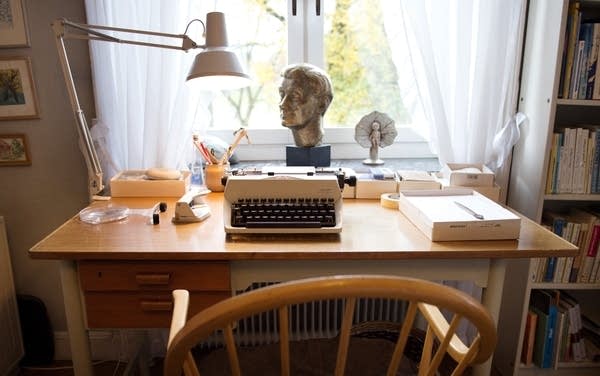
[398,189,521,241]
[396,170,441,191]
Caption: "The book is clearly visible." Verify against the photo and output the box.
[591,131,600,193]
[521,309,538,366]
[396,170,441,191]
[542,211,566,281]
[531,290,559,368]
[586,23,600,98]
[572,128,589,193]
[558,304,572,362]
[561,291,587,361]
[579,223,600,282]
[553,307,567,369]
[577,23,594,99]
[546,133,560,194]
[564,209,600,282]
[563,1,582,98]
[397,189,521,241]
[572,40,585,99]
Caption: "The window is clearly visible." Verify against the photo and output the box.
[197,0,433,160]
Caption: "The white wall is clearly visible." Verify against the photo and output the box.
[0,0,93,331]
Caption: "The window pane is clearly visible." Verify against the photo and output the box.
[206,0,287,130]
[202,0,425,138]
[323,0,414,128]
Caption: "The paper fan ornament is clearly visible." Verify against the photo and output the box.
[354,111,397,165]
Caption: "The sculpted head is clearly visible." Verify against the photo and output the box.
[279,64,333,147]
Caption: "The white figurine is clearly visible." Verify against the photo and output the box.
[354,111,397,165]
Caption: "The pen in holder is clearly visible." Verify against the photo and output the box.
[205,163,229,192]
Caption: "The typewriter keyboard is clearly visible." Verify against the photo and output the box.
[230,198,337,228]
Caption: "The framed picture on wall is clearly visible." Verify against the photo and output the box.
[0,56,39,120]
[0,133,30,165]
[0,0,30,47]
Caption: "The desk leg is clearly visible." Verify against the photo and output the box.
[473,258,507,376]
[59,260,94,376]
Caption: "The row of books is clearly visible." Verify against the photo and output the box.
[521,289,599,368]
[533,208,600,284]
[558,1,600,100]
[545,127,600,195]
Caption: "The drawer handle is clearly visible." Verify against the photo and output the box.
[135,273,171,285]
[140,301,173,312]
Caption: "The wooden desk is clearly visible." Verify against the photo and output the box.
[30,194,577,376]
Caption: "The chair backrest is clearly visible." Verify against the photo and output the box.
[164,275,497,376]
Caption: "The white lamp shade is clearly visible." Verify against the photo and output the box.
[186,49,251,90]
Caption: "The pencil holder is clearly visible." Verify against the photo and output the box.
[205,163,229,192]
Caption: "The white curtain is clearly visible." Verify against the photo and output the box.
[384,0,527,342]
[394,0,526,168]
[84,0,214,183]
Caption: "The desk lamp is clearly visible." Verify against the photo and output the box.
[52,12,251,200]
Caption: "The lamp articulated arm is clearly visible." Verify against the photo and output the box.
[52,14,249,201]
[51,18,204,201]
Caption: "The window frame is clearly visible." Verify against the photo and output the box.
[207,0,433,161]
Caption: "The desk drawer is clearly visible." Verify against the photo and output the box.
[79,261,230,292]
[84,291,229,328]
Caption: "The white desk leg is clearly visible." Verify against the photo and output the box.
[59,260,94,376]
[473,258,507,376]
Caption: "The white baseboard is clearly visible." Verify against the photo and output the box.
[54,329,168,361]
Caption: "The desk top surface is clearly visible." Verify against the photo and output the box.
[29,194,577,260]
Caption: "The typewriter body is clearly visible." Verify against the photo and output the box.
[223,167,355,234]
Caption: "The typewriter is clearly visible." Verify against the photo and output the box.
[223,167,356,234]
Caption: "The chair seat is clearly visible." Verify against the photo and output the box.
[193,337,419,376]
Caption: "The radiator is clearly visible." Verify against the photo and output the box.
[202,282,406,348]
[0,216,24,375]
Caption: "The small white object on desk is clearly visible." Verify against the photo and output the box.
[172,188,211,223]
[146,167,182,180]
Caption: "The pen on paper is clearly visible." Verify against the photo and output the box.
[454,201,485,220]
[219,128,249,165]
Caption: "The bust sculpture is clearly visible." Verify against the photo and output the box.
[279,64,333,147]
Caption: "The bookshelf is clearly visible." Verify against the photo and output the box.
[496,0,600,375]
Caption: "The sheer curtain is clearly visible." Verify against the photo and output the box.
[394,0,526,169]
[385,0,527,341]
[84,0,214,184]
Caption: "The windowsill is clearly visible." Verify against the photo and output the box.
[230,158,441,173]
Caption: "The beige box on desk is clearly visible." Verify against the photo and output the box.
[355,174,398,199]
[441,163,495,187]
[435,177,501,202]
[110,170,191,197]
[398,189,520,241]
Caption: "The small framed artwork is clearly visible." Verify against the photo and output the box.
[0,133,30,165]
[0,56,39,120]
[0,0,30,47]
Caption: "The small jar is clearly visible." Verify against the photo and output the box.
[205,163,229,192]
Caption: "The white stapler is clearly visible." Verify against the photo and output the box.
[172,188,211,223]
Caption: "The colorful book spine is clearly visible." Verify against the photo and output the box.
[531,290,558,369]
[522,310,538,366]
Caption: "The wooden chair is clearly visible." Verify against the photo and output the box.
[164,275,497,376]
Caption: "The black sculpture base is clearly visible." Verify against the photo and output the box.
[286,144,331,167]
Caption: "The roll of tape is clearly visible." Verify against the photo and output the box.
[380,193,401,209]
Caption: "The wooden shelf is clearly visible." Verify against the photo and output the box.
[544,194,600,201]
[556,99,600,106]
[530,282,600,289]
[518,366,600,376]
